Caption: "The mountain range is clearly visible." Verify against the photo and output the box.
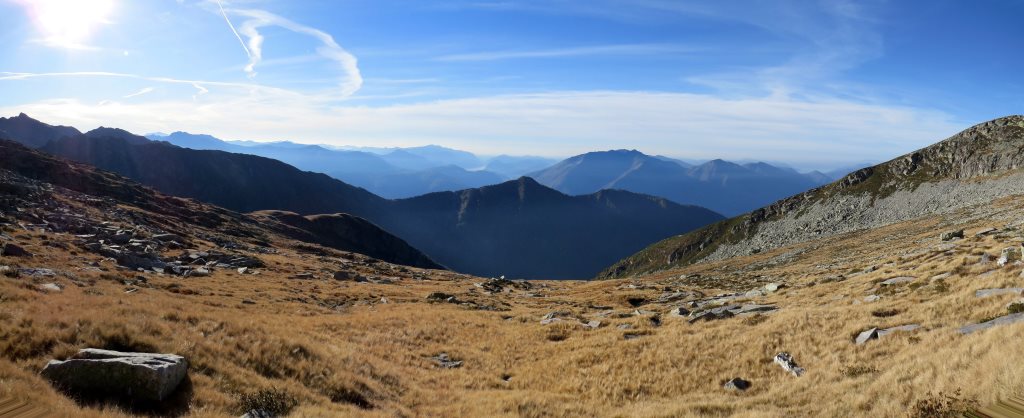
[0,113,724,279]
[150,131,846,215]
[527,149,831,216]
[152,132,548,199]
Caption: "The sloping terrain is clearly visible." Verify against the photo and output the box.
[248,210,442,270]
[4,115,724,279]
[3,137,1024,416]
[602,115,1024,279]
[528,150,822,216]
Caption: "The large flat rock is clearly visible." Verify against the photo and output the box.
[959,313,1024,335]
[41,349,188,401]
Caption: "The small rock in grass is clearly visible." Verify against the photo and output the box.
[723,377,751,391]
[774,352,805,377]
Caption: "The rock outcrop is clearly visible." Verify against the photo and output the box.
[40,349,188,401]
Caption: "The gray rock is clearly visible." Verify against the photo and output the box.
[668,307,690,317]
[40,348,188,401]
[855,328,879,345]
[19,268,55,277]
[855,324,921,345]
[1,243,30,257]
[240,410,274,418]
[656,291,689,304]
[880,276,915,286]
[188,268,210,277]
[151,233,183,243]
[959,312,1024,334]
[37,283,62,293]
[975,227,998,237]
[582,320,601,330]
[723,377,751,391]
[689,304,777,323]
[975,288,1024,298]
[940,229,964,241]
[773,352,804,377]
[998,247,1021,266]
[863,295,881,303]
[432,353,462,369]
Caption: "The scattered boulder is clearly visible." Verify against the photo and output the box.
[880,276,915,286]
[723,377,751,391]
[19,268,55,277]
[432,353,462,369]
[667,307,690,317]
[773,352,804,377]
[188,268,210,277]
[656,291,689,304]
[427,292,458,304]
[959,313,1024,334]
[37,283,62,293]
[998,247,1021,266]
[333,271,365,281]
[582,320,602,330]
[1,243,30,257]
[855,328,879,345]
[940,230,964,241]
[975,288,1024,298]
[40,348,188,401]
[975,227,998,237]
[855,324,921,345]
[689,304,777,323]
[540,311,572,325]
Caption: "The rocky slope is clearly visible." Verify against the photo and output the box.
[601,115,1024,279]
[0,139,439,270]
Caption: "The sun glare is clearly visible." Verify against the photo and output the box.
[22,0,115,49]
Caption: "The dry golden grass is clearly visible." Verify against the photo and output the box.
[3,194,1024,417]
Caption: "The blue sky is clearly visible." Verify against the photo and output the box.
[1,0,1021,170]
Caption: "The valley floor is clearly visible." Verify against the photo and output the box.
[3,194,1024,417]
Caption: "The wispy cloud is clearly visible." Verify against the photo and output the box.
[122,87,155,99]
[436,44,699,62]
[207,3,363,98]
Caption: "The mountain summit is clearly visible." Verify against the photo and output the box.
[528,150,823,216]
[601,115,1024,278]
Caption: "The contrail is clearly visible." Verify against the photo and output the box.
[213,0,251,59]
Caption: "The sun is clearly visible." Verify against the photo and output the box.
[21,0,115,49]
